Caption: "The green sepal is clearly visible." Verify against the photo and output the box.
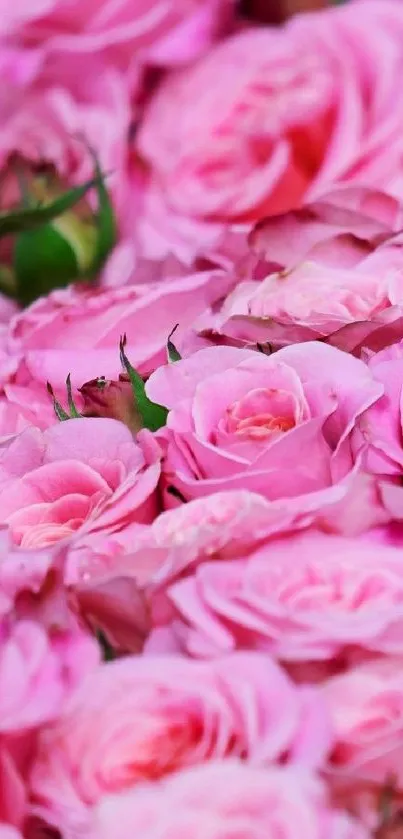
[119,335,168,432]
[66,374,82,418]
[46,382,71,422]
[85,146,116,277]
[14,224,80,306]
[47,376,82,422]
[167,324,182,363]
[0,173,100,238]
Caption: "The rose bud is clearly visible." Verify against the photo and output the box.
[79,375,143,434]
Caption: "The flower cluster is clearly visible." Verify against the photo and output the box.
[4,2,403,838]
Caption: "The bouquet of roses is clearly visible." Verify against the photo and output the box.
[3,1,403,838]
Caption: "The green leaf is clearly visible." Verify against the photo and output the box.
[47,376,82,422]
[47,382,71,422]
[119,335,168,432]
[14,224,79,306]
[0,174,100,239]
[85,146,116,276]
[167,324,182,363]
[66,373,82,418]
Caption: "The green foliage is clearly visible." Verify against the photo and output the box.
[167,325,182,363]
[47,375,82,421]
[119,335,168,432]
[1,152,116,306]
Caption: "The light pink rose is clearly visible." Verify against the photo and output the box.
[145,343,382,505]
[95,761,369,839]
[324,657,403,790]
[0,618,98,733]
[353,341,403,478]
[71,479,384,592]
[30,652,332,837]
[209,188,403,354]
[0,417,160,550]
[249,187,403,269]
[138,1,403,245]
[66,470,388,656]
[68,475,391,657]
[5,271,232,397]
[0,0,232,68]
[0,57,131,225]
[0,614,98,832]
[167,528,403,663]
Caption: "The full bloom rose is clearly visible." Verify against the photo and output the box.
[66,475,393,659]
[70,479,384,594]
[0,614,98,831]
[30,652,331,837]
[0,618,98,734]
[0,417,160,550]
[1,0,232,68]
[5,270,231,391]
[324,657,403,790]
[138,1,403,251]
[166,528,403,664]
[207,188,403,354]
[0,270,232,438]
[145,343,382,504]
[95,761,369,839]
[353,341,403,479]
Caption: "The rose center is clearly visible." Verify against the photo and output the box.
[225,387,297,440]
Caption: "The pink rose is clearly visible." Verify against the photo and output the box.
[0,57,131,226]
[138,2,403,240]
[0,0,232,68]
[72,480,381,591]
[69,475,391,656]
[95,761,369,839]
[0,615,98,832]
[211,188,403,354]
[145,343,382,504]
[30,652,331,837]
[353,341,403,478]
[0,618,98,733]
[0,417,160,550]
[167,528,403,663]
[324,657,403,790]
[249,187,403,269]
[68,473,388,655]
[0,269,232,439]
[5,271,231,395]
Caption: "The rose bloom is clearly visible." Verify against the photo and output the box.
[69,475,392,659]
[5,270,230,389]
[138,1,403,240]
[353,341,403,479]
[30,652,331,838]
[166,528,403,664]
[0,615,98,831]
[0,618,98,734]
[95,761,369,839]
[0,46,133,229]
[208,187,403,355]
[0,417,160,550]
[145,343,382,504]
[0,269,231,438]
[0,0,232,68]
[324,657,403,791]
